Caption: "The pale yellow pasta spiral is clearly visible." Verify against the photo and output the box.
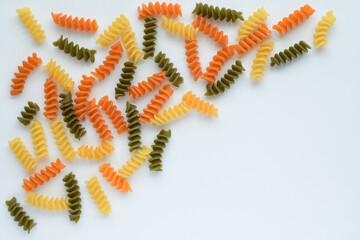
[313,10,336,49]
[8,137,38,172]
[29,119,48,159]
[121,26,144,63]
[25,191,68,211]
[182,91,218,117]
[50,119,76,161]
[250,41,274,81]
[237,7,269,41]
[150,102,192,126]
[118,145,153,179]
[76,140,115,161]
[43,59,74,92]
[161,16,197,40]
[85,176,111,216]
[96,14,130,48]
[16,7,46,43]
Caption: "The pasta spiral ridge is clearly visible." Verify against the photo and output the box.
[149,129,171,171]
[272,4,315,36]
[98,96,128,134]
[59,92,87,140]
[74,75,95,120]
[6,197,37,233]
[43,76,58,120]
[182,91,218,117]
[250,41,274,81]
[192,16,228,46]
[18,101,40,126]
[99,163,132,192]
[313,11,336,49]
[142,17,158,59]
[192,3,244,22]
[270,40,311,67]
[53,35,96,62]
[121,26,144,63]
[138,2,182,19]
[139,83,174,123]
[87,99,113,140]
[154,51,184,87]
[150,102,191,125]
[63,172,82,223]
[126,101,142,152]
[96,14,129,48]
[51,12,98,33]
[29,119,48,159]
[50,119,76,161]
[128,71,166,100]
[25,192,68,211]
[237,7,270,41]
[76,140,115,161]
[85,176,111,215]
[8,137,38,172]
[10,53,42,96]
[161,16,197,40]
[115,61,137,99]
[205,60,245,96]
[118,145,153,178]
[16,7,46,43]
[185,39,203,81]
[43,59,75,92]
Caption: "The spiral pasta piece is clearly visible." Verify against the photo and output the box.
[142,17,157,59]
[115,61,137,99]
[270,41,311,67]
[53,35,96,62]
[50,119,76,161]
[85,176,111,215]
[16,7,46,43]
[250,41,274,81]
[149,129,171,171]
[192,3,244,22]
[139,83,174,123]
[126,101,142,152]
[96,14,129,48]
[98,96,128,134]
[138,2,182,19]
[25,192,68,211]
[87,98,113,141]
[205,60,245,96]
[51,12,98,33]
[99,163,132,192]
[76,140,115,161]
[313,11,336,49]
[272,4,315,36]
[192,16,228,46]
[118,145,153,179]
[29,119,48,159]
[150,102,192,126]
[121,26,144,63]
[74,75,95,120]
[129,72,165,100]
[6,197,37,233]
[8,137,38,173]
[91,41,123,81]
[22,159,66,191]
[185,39,203,81]
[10,53,42,96]
[182,91,218,117]
[17,101,40,126]
[63,172,82,223]
[161,16,197,40]
[43,59,75,92]
[43,76,58,120]
[237,7,270,41]
[154,51,183,87]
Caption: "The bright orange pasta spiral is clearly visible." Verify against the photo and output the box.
[128,71,165,100]
[11,53,42,96]
[138,2,182,19]
[98,163,132,192]
[74,75,95,121]
[182,91,218,117]
[98,96,128,135]
[87,98,113,141]
[139,83,174,123]
[185,39,203,81]
[51,12,98,33]
[192,16,228,47]
[43,76,58,120]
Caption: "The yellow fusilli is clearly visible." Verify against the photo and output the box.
[85,176,111,216]
[121,26,144,63]
[250,41,274,81]
[16,7,46,43]
[118,145,153,178]
[29,119,48,159]
[24,191,68,211]
[8,137,38,172]
[76,140,115,161]
[50,119,76,161]
[237,7,269,41]
[161,16,197,40]
[96,14,130,48]
[182,91,218,117]
[150,102,192,126]
[43,59,74,92]
[313,10,336,49]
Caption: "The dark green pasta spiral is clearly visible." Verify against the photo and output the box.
[149,129,171,171]
[270,41,311,67]
[142,17,157,59]
[63,172,82,223]
[17,101,40,126]
[59,92,86,140]
[5,197,37,233]
[53,35,96,62]
[126,101,141,152]
[205,60,245,96]
[115,61,137,99]
[192,3,244,22]
[154,51,183,87]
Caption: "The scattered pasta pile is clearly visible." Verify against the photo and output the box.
[8,3,336,233]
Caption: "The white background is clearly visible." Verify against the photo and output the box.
[0,0,359,239]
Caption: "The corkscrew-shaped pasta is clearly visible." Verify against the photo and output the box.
[87,98,113,140]
[192,3,244,22]
[29,119,48,159]
[98,96,128,134]
[63,172,82,223]
[115,61,137,99]
[43,59,75,92]
[96,14,129,48]
[53,35,97,62]
[205,60,245,96]
[76,140,115,161]
[50,119,76,161]
[43,76,58,120]
[17,101,40,126]
[51,12,98,33]
[126,101,142,152]
[250,41,274,81]
[22,159,66,191]
[118,145,153,178]
[237,7,269,41]
[154,51,184,87]
[270,40,311,67]
[121,26,144,63]
[272,4,315,36]
[74,75,95,120]
[99,163,132,192]
[25,192,68,211]
[313,11,336,49]
[85,176,111,215]
[128,71,166,100]
[91,41,123,81]
[16,7,46,43]
[143,17,157,59]
[6,197,37,233]
[138,2,182,19]
[150,102,191,126]
[192,16,228,46]
[59,92,87,140]
[182,91,218,117]
[185,39,202,81]
[8,137,38,173]
[10,53,42,96]
[149,129,171,171]
[161,16,197,40]
[139,83,174,123]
